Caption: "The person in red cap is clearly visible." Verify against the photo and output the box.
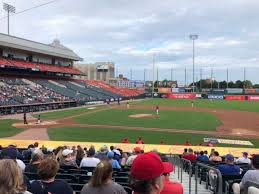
[136,137,144,144]
[130,152,164,194]
[121,137,129,144]
[126,147,142,166]
[161,162,183,194]
[159,154,183,194]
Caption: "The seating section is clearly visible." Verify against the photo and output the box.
[0,78,68,106]
[86,80,144,97]
[0,58,82,75]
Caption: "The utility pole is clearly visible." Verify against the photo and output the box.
[144,68,146,83]
[130,68,132,80]
[171,66,173,81]
[226,68,229,89]
[211,68,213,89]
[200,68,202,91]
[184,68,187,87]
[152,54,155,98]
[189,34,198,92]
[244,67,246,89]
[3,3,15,35]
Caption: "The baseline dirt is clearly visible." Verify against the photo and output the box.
[9,103,259,140]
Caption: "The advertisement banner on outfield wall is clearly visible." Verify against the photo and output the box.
[225,95,245,100]
[226,88,243,94]
[196,94,202,98]
[166,93,196,99]
[171,88,179,93]
[158,88,171,93]
[244,89,257,94]
[208,95,224,100]
[248,96,259,101]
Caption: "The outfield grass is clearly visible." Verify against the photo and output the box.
[33,106,99,120]
[74,109,221,131]
[0,119,24,137]
[136,98,259,112]
[48,126,259,148]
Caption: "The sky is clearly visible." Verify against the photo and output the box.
[1,0,259,84]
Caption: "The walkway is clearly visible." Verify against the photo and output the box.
[170,170,212,194]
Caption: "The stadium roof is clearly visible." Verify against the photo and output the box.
[0,33,83,61]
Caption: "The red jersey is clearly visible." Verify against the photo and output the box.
[161,176,183,194]
[122,139,129,144]
[136,140,144,144]
[156,106,159,110]
[183,153,197,161]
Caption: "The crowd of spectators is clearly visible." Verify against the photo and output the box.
[0,143,258,194]
[0,143,184,194]
[181,148,259,193]
[0,78,69,106]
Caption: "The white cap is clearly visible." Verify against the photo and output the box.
[62,149,73,156]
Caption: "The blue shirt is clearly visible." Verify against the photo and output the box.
[197,155,209,161]
[110,159,121,169]
[217,164,240,175]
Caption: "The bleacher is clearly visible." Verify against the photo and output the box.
[86,80,144,97]
[0,58,82,75]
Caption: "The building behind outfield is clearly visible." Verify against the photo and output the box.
[75,62,115,82]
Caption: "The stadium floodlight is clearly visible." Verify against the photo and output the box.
[189,34,198,92]
[3,3,16,35]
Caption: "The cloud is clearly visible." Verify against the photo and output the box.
[0,0,259,82]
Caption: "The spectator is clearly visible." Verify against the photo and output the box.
[182,148,188,155]
[76,145,85,165]
[209,154,241,190]
[209,151,222,162]
[136,137,144,144]
[197,151,209,162]
[217,154,241,175]
[130,152,164,194]
[60,149,78,168]
[1,147,26,171]
[236,152,251,164]
[30,158,74,194]
[81,160,127,194]
[0,159,31,194]
[96,145,108,161]
[126,147,141,166]
[107,151,121,169]
[232,155,259,194]
[24,151,44,173]
[80,147,100,168]
[161,162,183,194]
[120,152,128,167]
[204,150,209,157]
[182,148,197,161]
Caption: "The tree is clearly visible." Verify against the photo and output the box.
[244,80,253,88]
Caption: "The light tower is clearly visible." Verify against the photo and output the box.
[189,34,198,92]
[3,3,16,35]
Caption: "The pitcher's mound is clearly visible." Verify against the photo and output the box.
[129,114,157,118]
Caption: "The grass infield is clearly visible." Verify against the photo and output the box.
[74,109,221,131]
[0,119,24,137]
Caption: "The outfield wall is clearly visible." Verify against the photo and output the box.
[1,139,259,157]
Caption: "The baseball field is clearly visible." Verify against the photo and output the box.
[1,98,259,148]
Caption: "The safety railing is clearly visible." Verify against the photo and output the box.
[194,162,223,194]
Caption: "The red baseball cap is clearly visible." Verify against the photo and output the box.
[134,147,141,152]
[131,152,164,180]
[163,162,174,174]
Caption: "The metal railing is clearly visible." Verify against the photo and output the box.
[194,162,223,194]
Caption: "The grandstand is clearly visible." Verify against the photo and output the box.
[0,33,144,115]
